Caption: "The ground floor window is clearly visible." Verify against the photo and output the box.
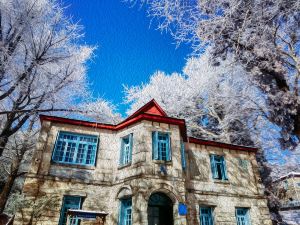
[59,196,82,225]
[119,198,132,225]
[236,208,250,225]
[199,207,214,225]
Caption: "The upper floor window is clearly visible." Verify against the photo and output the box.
[199,207,214,225]
[210,155,228,180]
[52,131,98,166]
[152,131,171,161]
[236,208,251,225]
[119,134,133,166]
[119,198,132,225]
[59,196,82,225]
[238,158,248,170]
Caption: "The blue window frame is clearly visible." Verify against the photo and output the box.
[119,134,133,166]
[200,207,214,225]
[236,208,251,225]
[119,198,132,225]
[180,141,186,170]
[210,155,228,180]
[152,131,171,161]
[52,131,98,166]
[59,196,82,225]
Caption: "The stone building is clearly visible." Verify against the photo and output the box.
[274,172,300,224]
[15,100,272,225]
[274,172,300,209]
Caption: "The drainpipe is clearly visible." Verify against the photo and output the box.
[184,137,192,225]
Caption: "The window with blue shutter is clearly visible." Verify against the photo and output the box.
[236,208,250,225]
[120,134,133,166]
[152,131,171,161]
[59,196,82,225]
[52,132,98,166]
[199,207,214,225]
[119,198,132,225]
[210,155,228,180]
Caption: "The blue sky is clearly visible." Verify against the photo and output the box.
[64,0,192,115]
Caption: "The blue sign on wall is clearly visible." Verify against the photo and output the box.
[178,203,188,216]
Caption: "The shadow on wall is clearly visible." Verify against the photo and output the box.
[188,151,201,179]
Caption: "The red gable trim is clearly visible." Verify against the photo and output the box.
[40,114,187,141]
[124,99,167,122]
[188,137,258,152]
[39,115,115,130]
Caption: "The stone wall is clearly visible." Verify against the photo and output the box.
[14,119,272,225]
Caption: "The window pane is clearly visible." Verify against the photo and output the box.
[210,155,227,180]
[200,207,213,225]
[155,132,170,161]
[236,208,250,225]
[52,132,98,166]
[59,196,82,225]
[120,136,132,165]
[119,198,132,225]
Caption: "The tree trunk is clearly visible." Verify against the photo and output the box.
[0,151,23,214]
[0,134,8,157]
[0,171,17,213]
[255,149,286,225]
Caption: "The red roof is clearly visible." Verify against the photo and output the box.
[123,99,167,122]
[40,99,257,152]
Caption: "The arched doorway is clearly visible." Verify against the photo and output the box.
[148,192,173,225]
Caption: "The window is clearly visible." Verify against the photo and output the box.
[152,131,171,161]
[59,196,82,225]
[52,132,98,166]
[119,198,132,225]
[238,158,248,170]
[119,134,133,166]
[199,207,214,225]
[236,208,250,225]
[210,155,228,180]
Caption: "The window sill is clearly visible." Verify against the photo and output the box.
[213,179,230,184]
[118,163,132,170]
[51,161,96,170]
[153,160,172,165]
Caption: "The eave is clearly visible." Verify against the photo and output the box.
[188,137,258,152]
[39,114,187,141]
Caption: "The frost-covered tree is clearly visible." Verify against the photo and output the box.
[0,125,37,213]
[125,52,265,146]
[0,0,120,157]
[126,0,300,150]
[0,0,121,215]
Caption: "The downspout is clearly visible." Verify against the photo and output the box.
[184,138,190,225]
